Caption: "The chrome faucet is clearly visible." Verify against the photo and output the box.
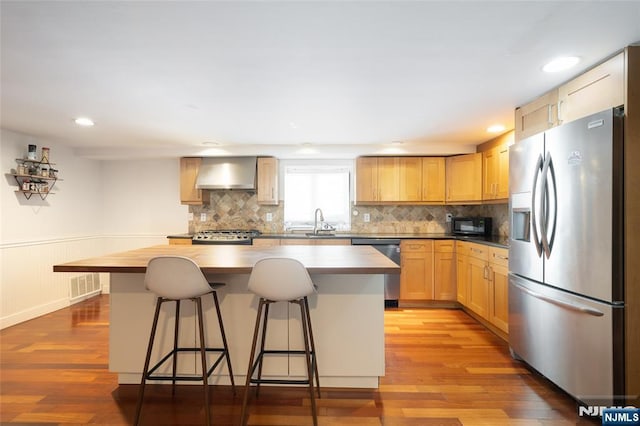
[313,208,324,235]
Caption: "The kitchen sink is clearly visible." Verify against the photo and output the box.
[304,232,336,238]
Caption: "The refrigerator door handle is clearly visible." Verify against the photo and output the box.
[531,154,544,257]
[540,153,557,259]
[511,281,605,317]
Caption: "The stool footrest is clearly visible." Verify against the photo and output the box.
[146,347,228,381]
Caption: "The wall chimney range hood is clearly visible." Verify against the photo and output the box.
[195,156,257,190]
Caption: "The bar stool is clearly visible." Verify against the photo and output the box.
[134,256,235,426]
[240,257,321,426]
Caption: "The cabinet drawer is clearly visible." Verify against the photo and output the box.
[434,240,455,253]
[489,247,509,267]
[401,240,433,253]
[467,243,489,261]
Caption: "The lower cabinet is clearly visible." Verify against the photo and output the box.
[434,240,456,300]
[456,241,509,335]
[400,240,434,300]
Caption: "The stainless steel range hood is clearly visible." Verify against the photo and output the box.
[195,156,257,190]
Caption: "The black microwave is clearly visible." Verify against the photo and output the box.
[452,217,492,237]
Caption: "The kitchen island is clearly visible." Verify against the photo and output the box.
[54,244,399,388]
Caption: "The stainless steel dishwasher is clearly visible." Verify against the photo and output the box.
[351,238,401,308]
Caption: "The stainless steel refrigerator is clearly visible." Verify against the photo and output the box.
[508,107,625,406]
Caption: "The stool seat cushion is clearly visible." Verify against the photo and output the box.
[145,256,213,300]
[248,258,316,301]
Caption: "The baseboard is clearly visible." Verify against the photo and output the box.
[0,297,69,330]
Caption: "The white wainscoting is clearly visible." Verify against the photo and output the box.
[0,235,168,329]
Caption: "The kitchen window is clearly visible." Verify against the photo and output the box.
[283,166,351,231]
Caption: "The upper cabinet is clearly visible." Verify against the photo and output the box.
[515,51,626,143]
[445,153,482,203]
[557,51,625,125]
[421,157,446,203]
[355,156,445,204]
[180,157,208,205]
[257,157,279,205]
[514,89,559,142]
[480,131,512,201]
[355,157,379,203]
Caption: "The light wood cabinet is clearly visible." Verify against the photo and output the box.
[377,157,400,201]
[514,89,559,142]
[355,157,379,203]
[400,240,434,300]
[180,157,208,205]
[466,244,490,318]
[445,153,482,203]
[257,157,279,205]
[168,238,192,245]
[252,238,281,247]
[434,240,456,301]
[482,144,509,201]
[558,52,625,125]
[422,157,446,203]
[456,241,469,304]
[398,157,422,202]
[488,247,509,333]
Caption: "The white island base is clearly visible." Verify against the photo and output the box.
[109,272,385,388]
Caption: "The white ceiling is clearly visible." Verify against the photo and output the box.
[1,1,639,159]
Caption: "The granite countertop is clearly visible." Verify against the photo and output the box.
[167,232,509,248]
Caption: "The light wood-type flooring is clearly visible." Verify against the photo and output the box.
[0,295,598,425]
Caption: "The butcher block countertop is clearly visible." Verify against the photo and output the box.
[53,244,400,275]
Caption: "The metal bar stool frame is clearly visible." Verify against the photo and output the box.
[134,257,235,426]
[240,258,321,426]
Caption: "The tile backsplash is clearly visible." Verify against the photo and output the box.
[189,191,509,237]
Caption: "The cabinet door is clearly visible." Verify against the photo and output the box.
[482,148,499,200]
[398,157,422,202]
[467,256,490,318]
[355,157,378,203]
[558,52,624,125]
[422,157,446,202]
[514,89,559,142]
[489,262,509,333]
[400,240,434,300]
[252,238,281,247]
[482,146,509,201]
[445,153,482,203]
[434,254,456,300]
[456,253,468,305]
[180,157,208,205]
[257,157,279,205]
[496,144,509,199]
[377,157,399,201]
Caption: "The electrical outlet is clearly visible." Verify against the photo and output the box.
[200,213,207,222]
[363,213,371,223]
[266,212,273,222]
[188,212,194,221]
[446,213,453,223]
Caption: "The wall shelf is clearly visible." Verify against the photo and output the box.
[7,158,62,201]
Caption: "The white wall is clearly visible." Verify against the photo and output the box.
[1,130,189,328]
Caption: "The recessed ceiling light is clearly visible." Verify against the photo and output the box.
[203,141,220,146]
[74,117,94,127]
[391,140,404,145]
[487,124,506,133]
[543,56,580,73]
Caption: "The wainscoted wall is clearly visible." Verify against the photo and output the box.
[189,191,509,237]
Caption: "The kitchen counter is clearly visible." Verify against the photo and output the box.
[54,245,396,388]
[167,233,510,248]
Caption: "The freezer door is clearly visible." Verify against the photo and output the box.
[509,274,623,406]
[544,109,619,302]
[509,132,544,283]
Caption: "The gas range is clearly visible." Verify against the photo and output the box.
[192,229,261,245]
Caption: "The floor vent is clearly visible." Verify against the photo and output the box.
[70,273,101,303]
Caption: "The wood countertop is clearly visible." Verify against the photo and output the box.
[53,244,401,275]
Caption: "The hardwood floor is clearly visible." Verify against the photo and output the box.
[0,295,597,425]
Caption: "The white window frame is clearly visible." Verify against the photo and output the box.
[283,162,352,231]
